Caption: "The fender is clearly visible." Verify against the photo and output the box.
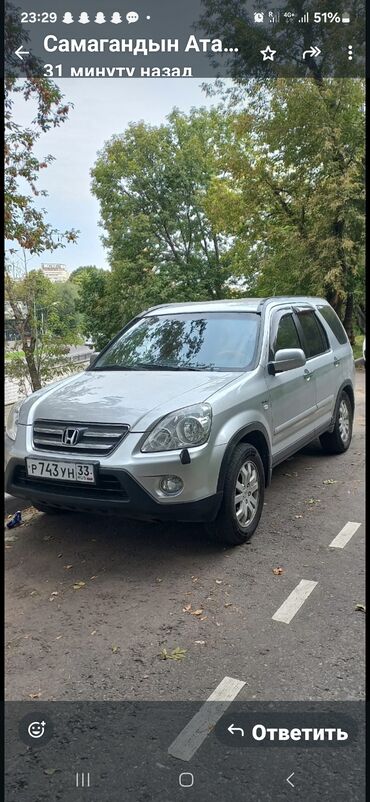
[217,422,272,492]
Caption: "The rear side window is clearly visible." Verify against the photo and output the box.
[317,305,348,345]
[274,314,301,354]
[296,310,329,358]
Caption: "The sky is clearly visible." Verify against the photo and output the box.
[10,79,218,274]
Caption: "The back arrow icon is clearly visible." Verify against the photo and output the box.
[227,723,245,736]
[15,46,30,60]
[286,772,295,788]
[302,46,321,59]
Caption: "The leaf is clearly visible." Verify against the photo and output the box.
[55,635,62,640]
[91,630,97,635]
[272,567,283,575]
[305,498,320,505]
[355,604,365,612]
[159,647,187,661]
[44,768,57,776]
[215,579,222,584]
[195,640,206,645]
[323,479,337,485]
[190,609,203,616]
[183,604,192,612]
[73,581,86,590]
[111,644,120,653]
[224,602,233,608]
[29,692,41,699]
[294,514,303,519]
[64,565,73,570]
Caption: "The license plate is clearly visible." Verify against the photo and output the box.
[26,458,96,484]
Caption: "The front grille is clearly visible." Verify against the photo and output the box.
[32,420,129,456]
[12,466,128,500]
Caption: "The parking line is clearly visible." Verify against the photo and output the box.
[329,521,361,549]
[168,676,245,762]
[272,579,318,624]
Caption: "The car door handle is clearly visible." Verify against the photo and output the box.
[334,358,340,367]
[304,369,313,381]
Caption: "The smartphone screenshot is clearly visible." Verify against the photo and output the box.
[4,2,365,800]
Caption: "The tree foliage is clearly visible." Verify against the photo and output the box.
[89,109,237,341]
[204,79,365,340]
[4,1,78,253]
[5,266,81,392]
[87,85,364,345]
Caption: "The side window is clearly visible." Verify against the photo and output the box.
[273,313,301,356]
[296,311,329,358]
[317,305,348,345]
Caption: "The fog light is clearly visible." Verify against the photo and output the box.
[159,475,184,495]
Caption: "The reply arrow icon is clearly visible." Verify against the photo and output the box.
[227,723,245,736]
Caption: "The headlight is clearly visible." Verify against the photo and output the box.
[141,403,212,452]
[6,399,24,441]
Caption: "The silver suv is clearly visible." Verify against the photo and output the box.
[5,297,355,546]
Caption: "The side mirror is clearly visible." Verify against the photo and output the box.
[89,353,99,366]
[268,348,306,375]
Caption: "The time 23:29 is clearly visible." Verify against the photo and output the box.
[21,12,58,23]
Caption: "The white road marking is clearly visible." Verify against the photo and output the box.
[168,676,245,762]
[329,521,361,549]
[272,579,318,624]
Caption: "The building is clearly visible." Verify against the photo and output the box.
[41,263,69,283]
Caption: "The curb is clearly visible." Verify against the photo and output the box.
[5,493,32,517]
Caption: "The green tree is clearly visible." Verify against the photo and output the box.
[74,267,112,349]
[69,265,99,285]
[204,79,365,341]
[5,1,78,253]
[5,266,80,392]
[90,108,237,341]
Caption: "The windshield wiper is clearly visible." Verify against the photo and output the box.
[91,363,214,371]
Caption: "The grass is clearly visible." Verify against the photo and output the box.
[352,334,364,360]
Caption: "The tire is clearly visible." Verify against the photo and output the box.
[319,390,353,455]
[206,443,265,546]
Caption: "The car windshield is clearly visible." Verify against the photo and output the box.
[92,312,260,372]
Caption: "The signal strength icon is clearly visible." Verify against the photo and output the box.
[299,12,310,23]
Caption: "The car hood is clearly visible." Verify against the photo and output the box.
[20,369,241,430]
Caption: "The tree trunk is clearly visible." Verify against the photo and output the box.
[23,341,42,391]
[343,292,355,345]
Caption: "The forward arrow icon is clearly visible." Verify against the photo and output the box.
[303,46,321,59]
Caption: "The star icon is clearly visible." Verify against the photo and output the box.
[260,45,276,61]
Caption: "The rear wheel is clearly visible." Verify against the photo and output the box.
[206,443,265,546]
[319,390,353,455]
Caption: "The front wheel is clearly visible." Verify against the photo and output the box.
[319,390,353,455]
[206,443,265,546]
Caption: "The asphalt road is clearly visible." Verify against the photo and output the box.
[5,370,365,704]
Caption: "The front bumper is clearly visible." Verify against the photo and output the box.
[5,457,222,522]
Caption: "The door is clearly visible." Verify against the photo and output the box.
[294,307,336,431]
[266,309,317,456]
